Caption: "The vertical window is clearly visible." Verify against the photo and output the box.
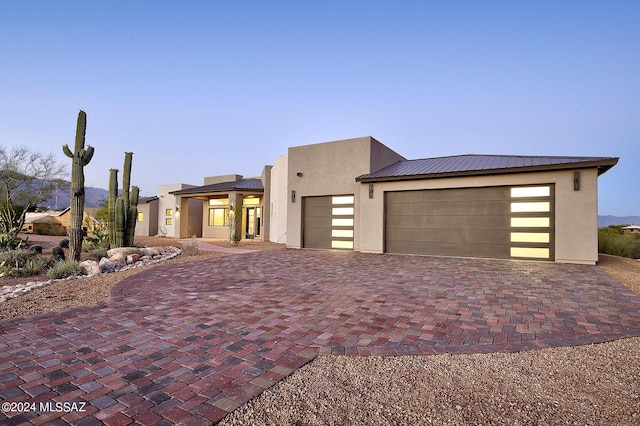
[137,212,144,222]
[208,208,227,226]
[165,209,173,216]
[165,218,173,225]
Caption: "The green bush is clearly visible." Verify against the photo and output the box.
[0,230,28,251]
[47,260,85,280]
[598,226,640,259]
[0,249,46,277]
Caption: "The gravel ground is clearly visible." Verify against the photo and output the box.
[2,238,639,424]
[221,254,640,426]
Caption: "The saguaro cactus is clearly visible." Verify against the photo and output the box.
[108,152,139,248]
[62,110,94,262]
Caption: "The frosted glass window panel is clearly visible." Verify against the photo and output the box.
[510,247,550,258]
[332,196,355,204]
[332,240,354,249]
[511,217,550,228]
[332,218,354,227]
[332,207,354,215]
[511,186,550,198]
[511,202,550,213]
[332,229,354,238]
[511,232,550,243]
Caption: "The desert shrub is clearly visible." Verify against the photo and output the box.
[83,215,110,250]
[52,246,65,261]
[0,249,46,277]
[47,260,84,279]
[88,246,109,259]
[30,245,43,254]
[181,238,200,256]
[0,230,28,251]
[59,238,70,248]
[598,226,640,259]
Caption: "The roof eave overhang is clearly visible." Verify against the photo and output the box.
[356,158,619,183]
[170,188,264,196]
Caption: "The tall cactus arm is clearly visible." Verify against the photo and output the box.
[62,144,73,158]
[131,185,140,206]
[125,185,140,246]
[82,145,94,165]
[75,110,87,150]
[108,169,119,248]
[115,197,125,248]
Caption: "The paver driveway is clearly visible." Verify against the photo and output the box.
[2,250,640,425]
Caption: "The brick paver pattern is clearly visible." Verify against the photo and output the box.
[2,250,640,425]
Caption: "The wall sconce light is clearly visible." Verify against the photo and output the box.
[573,171,580,191]
[296,172,303,177]
[291,190,296,203]
[175,206,179,212]
[369,184,374,199]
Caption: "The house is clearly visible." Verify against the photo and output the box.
[621,225,640,234]
[22,207,100,236]
[135,184,203,238]
[147,136,618,265]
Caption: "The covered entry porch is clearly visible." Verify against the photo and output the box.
[171,176,265,241]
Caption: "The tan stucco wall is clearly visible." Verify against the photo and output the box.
[157,184,197,238]
[135,199,158,236]
[268,155,289,244]
[285,136,405,248]
[358,168,600,264]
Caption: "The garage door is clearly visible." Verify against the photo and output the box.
[303,195,354,250]
[385,185,554,260]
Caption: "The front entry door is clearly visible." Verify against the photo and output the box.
[245,207,261,239]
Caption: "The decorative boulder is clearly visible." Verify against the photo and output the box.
[99,257,119,273]
[126,254,141,264]
[79,260,100,276]
[141,247,160,257]
[109,252,128,265]
[107,247,141,258]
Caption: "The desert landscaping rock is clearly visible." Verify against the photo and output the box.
[0,245,181,303]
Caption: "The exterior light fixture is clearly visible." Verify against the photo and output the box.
[369,184,374,199]
[574,171,580,191]
[291,190,296,203]
[296,172,303,177]
[175,206,179,212]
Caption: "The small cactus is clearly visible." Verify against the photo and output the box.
[52,246,65,262]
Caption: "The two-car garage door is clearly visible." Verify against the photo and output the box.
[385,185,554,260]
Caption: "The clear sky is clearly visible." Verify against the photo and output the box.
[1,1,638,216]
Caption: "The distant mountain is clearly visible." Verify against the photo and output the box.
[43,184,109,209]
[598,215,640,227]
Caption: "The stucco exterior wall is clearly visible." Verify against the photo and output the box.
[157,184,196,237]
[358,168,600,264]
[135,199,158,236]
[268,155,289,244]
[286,137,404,249]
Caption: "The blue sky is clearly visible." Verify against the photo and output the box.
[1,1,638,216]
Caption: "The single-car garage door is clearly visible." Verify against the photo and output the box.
[303,195,355,250]
[385,185,554,260]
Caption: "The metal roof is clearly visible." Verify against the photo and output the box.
[170,178,264,195]
[356,154,619,183]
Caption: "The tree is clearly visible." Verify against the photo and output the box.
[0,146,66,237]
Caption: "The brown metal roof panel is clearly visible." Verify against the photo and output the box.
[170,178,264,195]
[356,154,619,182]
